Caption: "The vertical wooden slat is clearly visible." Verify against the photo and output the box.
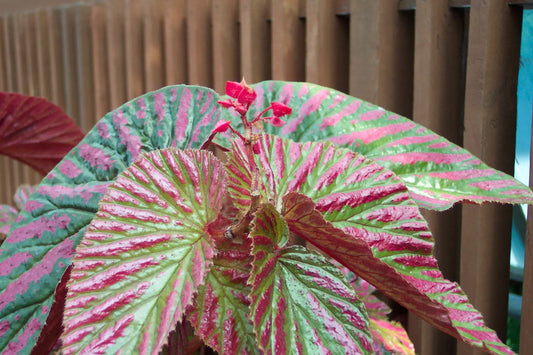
[61,7,81,123]
[124,0,145,99]
[0,17,6,204]
[23,13,38,96]
[22,13,40,184]
[11,15,24,191]
[2,16,15,203]
[75,4,95,133]
[163,0,187,86]
[271,0,305,81]
[413,2,466,354]
[2,16,15,92]
[349,0,414,117]
[187,0,213,87]
[239,0,271,83]
[0,17,5,92]
[212,0,240,94]
[92,1,111,121]
[106,0,127,109]
[144,0,165,92]
[47,8,67,109]
[458,2,522,354]
[35,11,53,100]
[306,0,349,92]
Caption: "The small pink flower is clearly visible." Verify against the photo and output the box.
[212,120,232,134]
[217,99,234,109]
[270,116,286,127]
[225,79,256,106]
[270,102,292,117]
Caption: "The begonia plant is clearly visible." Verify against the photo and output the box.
[0,80,531,354]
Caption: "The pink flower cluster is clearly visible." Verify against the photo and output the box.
[213,79,292,137]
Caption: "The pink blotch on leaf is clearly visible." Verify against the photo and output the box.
[59,160,82,179]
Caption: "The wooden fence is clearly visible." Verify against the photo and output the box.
[0,0,532,354]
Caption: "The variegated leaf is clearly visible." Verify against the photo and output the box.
[61,148,224,354]
[0,205,17,236]
[0,85,221,354]
[227,134,512,354]
[283,192,514,355]
[0,91,84,175]
[13,185,36,211]
[249,203,373,355]
[370,318,414,355]
[187,237,258,354]
[217,81,533,210]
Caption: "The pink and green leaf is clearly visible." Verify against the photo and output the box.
[187,237,258,354]
[369,318,414,355]
[13,185,37,211]
[61,148,224,354]
[283,192,514,355]
[248,203,373,354]
[217,81,533,210]
[0,205,17,236]
[0,85,222,354]
[0,91,84,175]
[227,134,512,353]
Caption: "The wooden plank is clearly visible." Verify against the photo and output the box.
[60,7,81,123]
[0,17,5,92]
[413,3,466,352]
[46,8,67,109]
[34,11,53,100]
[271,0,305,81]
[163,0,187,86]
[124,0,145,99]
[212,0,240,94]
[306,0,349,92]
[458,2,522,354]
[239,0,271,83]
[349,0,414,117]
[22,13,37,183]
[75,4,95,132]
[91,1,110,120]
[1,16,15,92]
[186,0,213,87]
[106,0,127,109]
[144,0,165,92]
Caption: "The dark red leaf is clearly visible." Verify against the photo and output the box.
[0,92,84,175]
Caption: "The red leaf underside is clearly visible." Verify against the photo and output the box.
[0,92,84,175]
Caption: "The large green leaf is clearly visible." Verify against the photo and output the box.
[0,85,221,354]
[187,237,258,354]
[217,81,533,210]
[227,134,513,354]
[61,148,224,354]
[283,192,514,355]
[248,203,373,354]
